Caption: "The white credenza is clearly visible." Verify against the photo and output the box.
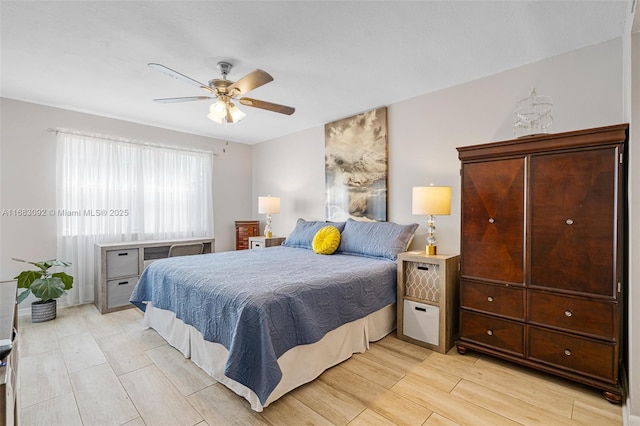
[94,237,215,314]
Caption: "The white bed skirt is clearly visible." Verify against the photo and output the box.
[142,303,396,411]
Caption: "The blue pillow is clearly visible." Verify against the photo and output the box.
[283,218,346,249]
[337,219,418,260]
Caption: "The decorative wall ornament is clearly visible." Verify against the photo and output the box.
[513,87,553,138]
[324,107,388,222]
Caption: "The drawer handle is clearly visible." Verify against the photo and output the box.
[488,218,495,224]
[118,252,129,256]
[487,296,494,302]
[564,310,573,317]
[118,281,129,285]
[565,219,574,225]
[414,306,427,312]
[416,265,430,271]
[487,329,493,336]
[564,349,572,356]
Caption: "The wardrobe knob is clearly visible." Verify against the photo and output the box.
[564,349,572,356]
[487,296,494,302]
[566,219,574,225]
[488,218,495,224]
[487,329,493,336]
[565,310,573,317]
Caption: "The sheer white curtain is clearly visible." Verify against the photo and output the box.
[56,132,213,306]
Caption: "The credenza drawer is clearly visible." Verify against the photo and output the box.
[107,277,138,309]
[460,281,524,319]
[528,291,616,340]
[106,249,139,279]
[528,326,616,381]
[460,310,524,355]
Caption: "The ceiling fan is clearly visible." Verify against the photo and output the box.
[148,61,295,124]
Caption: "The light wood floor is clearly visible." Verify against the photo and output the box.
[17,304,622,425]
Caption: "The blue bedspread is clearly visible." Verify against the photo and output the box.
[129,246,396,404]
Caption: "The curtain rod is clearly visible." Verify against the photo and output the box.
[48,127,217,156]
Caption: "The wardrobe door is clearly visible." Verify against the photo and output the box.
[461,157,525,285]
[529,147,619,297]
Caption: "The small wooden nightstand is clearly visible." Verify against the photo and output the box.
[249,236,286,249]
[397,251,460,353]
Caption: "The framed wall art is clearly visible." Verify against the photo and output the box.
[324,106,388,222]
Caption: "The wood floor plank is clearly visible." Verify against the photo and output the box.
[69,362,139,426]
[340,354,404,389]
[347,408,396,425]
[357,343,428,375]
[423,412,461,425]
[375,334,434,361]
[80,304,125,339]
[18,321,60,357]
[119,364,203,426]
[572,398,623,425]
[19,350,73,408]
[20,392,83,426]
[319,365,432,425]
[259,393,334,426]
[121,418,146,426]
[146,344,216,396]
[405,359,461,393]
[97,331,152,376]
[53,306,90,338]
[427,351,575,418]
[123,321,168,350]
[451,379,579,425]
[59,331,108,373]
[290,376,366,425]
[391,373,520,425]
[187,384,270,426]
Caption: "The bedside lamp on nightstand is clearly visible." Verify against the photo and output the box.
[258,195,280,238]
[412,185,451,255]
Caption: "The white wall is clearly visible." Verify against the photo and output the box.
[0,98,253,282]
[627,27,640,426]
[253,39,623,256]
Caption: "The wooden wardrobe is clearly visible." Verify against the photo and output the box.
[456,124,628,403]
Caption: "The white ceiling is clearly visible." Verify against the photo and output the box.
[0,1,634,145]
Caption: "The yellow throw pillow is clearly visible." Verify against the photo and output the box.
[312,225,341,255]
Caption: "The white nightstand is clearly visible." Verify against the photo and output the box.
[249,236,286,249]
[396,251,460,353]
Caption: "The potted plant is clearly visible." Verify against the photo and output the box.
[13,258,74,323]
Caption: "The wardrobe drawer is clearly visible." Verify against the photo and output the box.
[528,291,616,340]
[460,281,524,319]
[106,249,139,279]
[528,326,615,381]
[459,310,524,355]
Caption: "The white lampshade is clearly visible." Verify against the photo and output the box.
[258,196,280,214]
[412,186,451,215]
[207,100,226,123]
[227,102,246,123]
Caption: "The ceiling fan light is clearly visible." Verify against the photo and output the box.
[207,100,226,123]
[227,102,246,123]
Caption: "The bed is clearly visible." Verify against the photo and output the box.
[129,218,418,411]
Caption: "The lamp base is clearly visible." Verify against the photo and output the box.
[427,244,437,255]
[266,230,273,238]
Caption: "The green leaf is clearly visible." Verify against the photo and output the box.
[44,260,72,268]
[29,277,65,302]
[14,270,43,288]
[52,272,74,290]
[17,289,31,304]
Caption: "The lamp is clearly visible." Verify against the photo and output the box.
[207,98,246,124]
[412,185,451,255]
[258,196,280,238]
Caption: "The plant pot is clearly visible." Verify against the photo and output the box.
[31,299,56,323]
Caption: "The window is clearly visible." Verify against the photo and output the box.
[56,131,213,305]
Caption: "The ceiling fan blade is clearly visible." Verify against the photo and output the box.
[228,69,274,95]
[239,97,295,115]
[153,96,214,103]
[148,63,213,93]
